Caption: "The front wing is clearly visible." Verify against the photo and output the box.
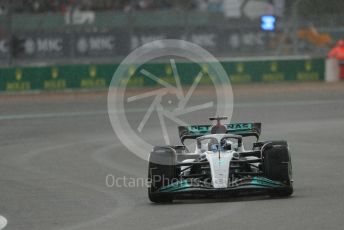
[156,177,289,197]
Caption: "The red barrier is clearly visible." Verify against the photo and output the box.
[340,64,344,79]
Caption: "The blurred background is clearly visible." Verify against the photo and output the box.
[0,0,342,66]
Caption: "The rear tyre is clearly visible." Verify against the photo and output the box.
[148,147,176,203]
[263,141,293,197]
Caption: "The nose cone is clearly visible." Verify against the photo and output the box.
[207,151,233,188]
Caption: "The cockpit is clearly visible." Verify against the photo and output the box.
[196,134,242,153]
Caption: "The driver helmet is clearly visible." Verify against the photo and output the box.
[221,139,232,151]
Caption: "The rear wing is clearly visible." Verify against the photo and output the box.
[178,123,261,143]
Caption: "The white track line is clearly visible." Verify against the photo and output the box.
[0,215,7,230]
[0,99,342,121]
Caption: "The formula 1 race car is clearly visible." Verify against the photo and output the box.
[148,117,293,203]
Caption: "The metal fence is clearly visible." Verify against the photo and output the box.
[0,9,342,66]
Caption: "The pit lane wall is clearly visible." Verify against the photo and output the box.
[0,58,324,92]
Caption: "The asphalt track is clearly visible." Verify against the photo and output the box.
[0,82,344,230]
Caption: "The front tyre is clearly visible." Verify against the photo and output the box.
[263,141,293,197]
[148,147,176,203]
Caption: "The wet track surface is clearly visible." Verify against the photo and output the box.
[0,83,344,230]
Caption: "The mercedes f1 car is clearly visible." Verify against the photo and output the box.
[148,117,293,203]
